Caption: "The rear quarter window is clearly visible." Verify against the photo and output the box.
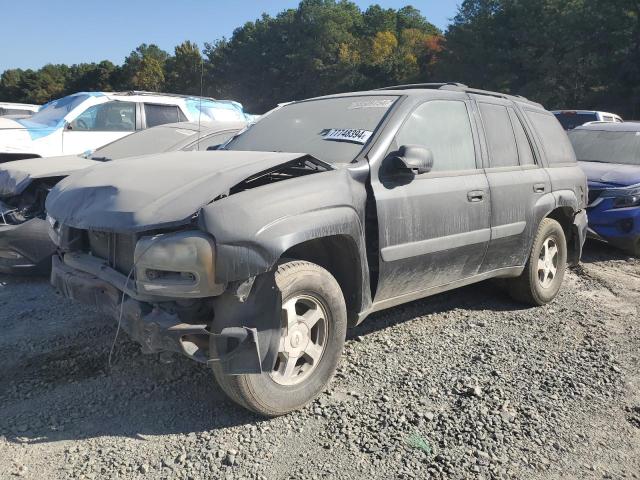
[526,110,576,164]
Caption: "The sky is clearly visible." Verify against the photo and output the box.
[0,0,460,72]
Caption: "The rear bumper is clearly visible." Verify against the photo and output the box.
[51,255,277,374]
[0,217,55,274]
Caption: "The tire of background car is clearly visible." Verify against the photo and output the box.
[630,240,640,258]
[508,218,568,306]
[212,260,347,416]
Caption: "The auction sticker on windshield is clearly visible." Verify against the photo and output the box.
[321,128,373,144]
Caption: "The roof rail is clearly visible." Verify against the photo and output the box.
[376,83,541,106]
[116,90,218,101]
[376,83,468,91]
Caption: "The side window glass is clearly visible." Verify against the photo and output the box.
[526,110,577,164]
[396,100,476,172]
[508,108,536,166]
[70,101,135,131]
[479,103,518,168]
[145,104,181,128]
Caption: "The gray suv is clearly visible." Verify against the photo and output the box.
[45,83,588,416]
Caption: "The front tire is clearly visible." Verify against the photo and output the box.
[212,260,347,416]
[508,218,567,306]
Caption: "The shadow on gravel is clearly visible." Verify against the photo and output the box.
[580,239,636,264]
[349,279,527,340]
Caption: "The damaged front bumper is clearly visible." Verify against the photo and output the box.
[0,217,55,274]
[51,253,281,375]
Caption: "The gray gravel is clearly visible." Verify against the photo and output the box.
[1,241,639,480]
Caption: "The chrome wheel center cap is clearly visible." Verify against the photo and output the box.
[285,324,309,357]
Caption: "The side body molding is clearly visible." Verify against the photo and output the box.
[198,167,372,314]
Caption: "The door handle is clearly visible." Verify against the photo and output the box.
[467,190,485,202]
[533,183,546,193]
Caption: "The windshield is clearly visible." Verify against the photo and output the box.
[92,125,198,160]
[554,112,597,130]
[21,94,91,128]
[568,129,640,166]
[224,95,398,164]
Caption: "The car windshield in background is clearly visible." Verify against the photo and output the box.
[92,125,198,160]
[20,94,91,128]
[568,129,640,166]
[224,95,398,164]
[554,112,597,130]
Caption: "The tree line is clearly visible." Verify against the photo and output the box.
[1,0,638,118]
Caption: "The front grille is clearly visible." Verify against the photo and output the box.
[587,189,602,205]
[87,230,137,275]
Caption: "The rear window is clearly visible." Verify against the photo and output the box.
[554,112,597,130]
[526,111,577,164]
[568,129,640,166]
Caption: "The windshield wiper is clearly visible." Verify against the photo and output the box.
[90,156,112,162]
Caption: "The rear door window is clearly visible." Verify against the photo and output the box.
[144,104,183,128]
[395,100,477,172]
[508,108,536,166]
[526,110,577,164]
[479,103,518,168]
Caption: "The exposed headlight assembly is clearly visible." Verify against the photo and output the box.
[134,231,225,298]
[601,183,640,209]
[46,214,62,246]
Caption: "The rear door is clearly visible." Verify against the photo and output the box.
[371,97,491,302]
[471,96,550,272]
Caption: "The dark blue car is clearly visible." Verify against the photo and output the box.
[568,122,640,256]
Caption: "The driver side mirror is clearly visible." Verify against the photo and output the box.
[392,145,434,175]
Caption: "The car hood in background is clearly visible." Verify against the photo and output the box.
[0,155,99,197]
[46,150,318,233]
[578,161,640,188]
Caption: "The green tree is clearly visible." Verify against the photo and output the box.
[165,41,203,95]
[120,43,169,91]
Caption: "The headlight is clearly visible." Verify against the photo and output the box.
[613,194,640,209]
[46,214,62,246]
[134,231,225,298]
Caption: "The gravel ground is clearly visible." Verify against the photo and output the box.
[1,241,639,480]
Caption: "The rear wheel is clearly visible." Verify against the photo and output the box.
[212,260,347,416]
[508,218,567,306]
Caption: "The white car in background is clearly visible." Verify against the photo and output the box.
[0,91,254,162]
[552,110,623,130]
[0,102,40,118]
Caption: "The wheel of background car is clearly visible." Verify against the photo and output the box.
[211,260,347,416]
[508,218,567,306]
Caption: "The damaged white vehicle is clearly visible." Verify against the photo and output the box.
[0,91,253,163]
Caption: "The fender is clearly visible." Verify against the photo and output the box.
[198,167,371,311]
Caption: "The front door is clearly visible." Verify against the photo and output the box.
[371,98,491,303]
[62,101,137,155]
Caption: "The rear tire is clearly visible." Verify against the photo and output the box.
[212,260,347,416]
[508,218,567,306]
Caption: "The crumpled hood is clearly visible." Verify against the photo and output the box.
[0,155,99,197]
[46,150,311,232]
[579,161,640,188]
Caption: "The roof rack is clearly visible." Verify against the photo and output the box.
[376,83,468,91]
[115,91,218,101]
[376,83,541,106]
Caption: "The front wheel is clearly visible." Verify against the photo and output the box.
[212,260,347,416]
[508,218,567,306]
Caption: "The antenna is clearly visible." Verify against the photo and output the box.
[197,57,204,150]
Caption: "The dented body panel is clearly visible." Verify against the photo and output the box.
[46,86,587,376]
